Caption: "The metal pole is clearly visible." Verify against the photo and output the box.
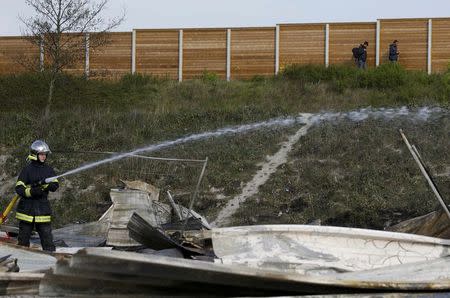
[131,29,136,74]
[167,191,183,220]
[181,157,208,234]
[178,29,183,82]
[226,29,231,81]
[399,129,450,221]
[85,33,90,77]
[275,25,280,75]
[376,20,381,67]
[39,36,44,72]
[427,19,432,75]
[325,24,329,67]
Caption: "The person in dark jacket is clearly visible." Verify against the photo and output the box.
[389,40,399,62]
[357,41,369,69]
[15,140,59,252]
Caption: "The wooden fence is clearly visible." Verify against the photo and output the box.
[0,17,449,80]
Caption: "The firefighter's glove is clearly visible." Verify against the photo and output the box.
[47,182,58,192]
[30,186,44,197]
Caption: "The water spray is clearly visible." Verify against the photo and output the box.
[44,106,447,183]
[44,113,313,183]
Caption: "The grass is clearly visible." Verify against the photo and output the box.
[0,64,448,228]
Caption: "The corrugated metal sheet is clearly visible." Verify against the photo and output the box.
[39,247,450,296]
[106,188,156,247]
[0,243,56,273]
[212,225,450,274]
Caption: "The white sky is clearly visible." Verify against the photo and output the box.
[1,0,449,35]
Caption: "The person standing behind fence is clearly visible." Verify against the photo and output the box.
[353,41,369,69]
[389,40,400,62]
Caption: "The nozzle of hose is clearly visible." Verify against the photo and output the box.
[45,177,58,184]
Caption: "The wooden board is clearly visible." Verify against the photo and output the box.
[379,19,428,70]
[231,28,275,79]
[329,23,376,67]
[135,29,179,79]
[0,37,39,74]
[53,33,86,75]
[183,29,227,79]
[432,18,450,73]
[90,32,132,79]
[279,24,325,70]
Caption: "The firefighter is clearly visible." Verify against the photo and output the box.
[15,140,59,252]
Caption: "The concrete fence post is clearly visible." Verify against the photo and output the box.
[428,19,432,74]
[376,20,380,66]
[85,33,90,77]
[275,24,280,75]
[325,24,329,67]
[226,29,231,81]
[178,29,183,82]
[131,29,136,74]
[39,35,44,72]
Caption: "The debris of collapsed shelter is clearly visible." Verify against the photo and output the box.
[0,130,450,297]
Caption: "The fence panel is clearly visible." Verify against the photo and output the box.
[329,23,376,67]
[379,19,428,70]
[183,29,227,79]
[432,18,450,73]
[231,28,275,79]
[135,29,179,79]
[53,33,86,75]
[90,32,132,79]
[279,24,325,70]
[0,37,39,74]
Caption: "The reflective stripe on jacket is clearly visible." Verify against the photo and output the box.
[15,159,59,222]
